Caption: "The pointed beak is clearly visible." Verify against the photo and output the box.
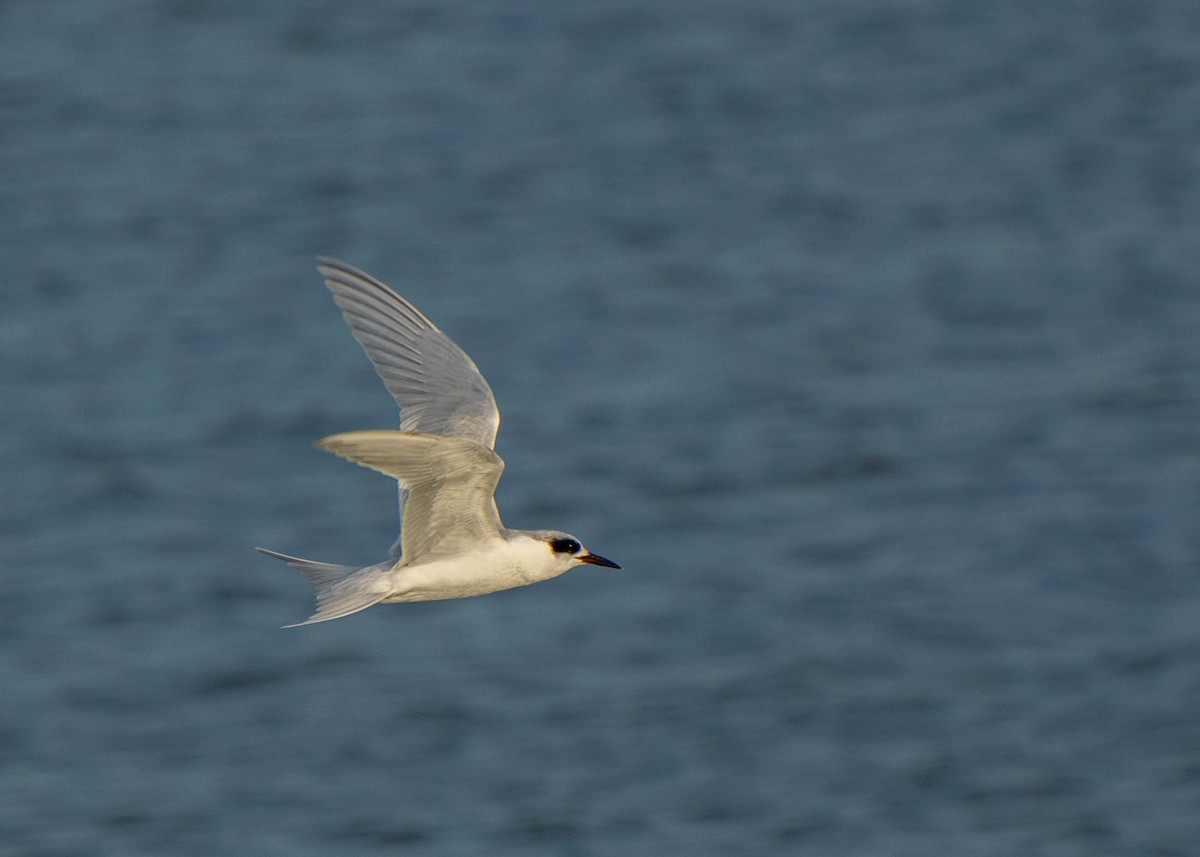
[578,552,621,569]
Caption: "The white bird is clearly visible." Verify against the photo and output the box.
[259,257,619,627]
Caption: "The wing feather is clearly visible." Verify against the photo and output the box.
[316,431,505,563]
[317,258,501,449]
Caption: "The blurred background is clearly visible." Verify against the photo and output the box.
[3,1,1200,854]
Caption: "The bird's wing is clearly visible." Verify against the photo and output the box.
[317,257,501,450]
[317,431,505,563]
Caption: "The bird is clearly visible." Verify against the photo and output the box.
[258,257,619,627]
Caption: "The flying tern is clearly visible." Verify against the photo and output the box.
[259,258,619,626]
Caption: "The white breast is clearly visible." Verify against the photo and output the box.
[382,536,562,602]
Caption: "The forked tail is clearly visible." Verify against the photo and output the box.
[256,547,393,627]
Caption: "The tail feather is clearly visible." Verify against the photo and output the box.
[256,547,393,627]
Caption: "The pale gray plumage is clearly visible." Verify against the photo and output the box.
[318,257,500,549]
[316,430,504,562]
[258,258,619,627]
[317,257,500,449]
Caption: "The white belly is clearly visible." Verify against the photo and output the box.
[380,541,558,602]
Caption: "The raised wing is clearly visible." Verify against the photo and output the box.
[317,257,501,450]
[316,431,505,563]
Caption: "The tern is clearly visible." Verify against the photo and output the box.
[259,258,619,627]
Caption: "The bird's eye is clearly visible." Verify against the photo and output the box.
[550,538,581,555]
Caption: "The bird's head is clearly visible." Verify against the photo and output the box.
[535,531,621,573]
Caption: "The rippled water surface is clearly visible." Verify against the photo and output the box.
[3,2,1200,855]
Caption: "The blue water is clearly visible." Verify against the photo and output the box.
[3,2,1200,854]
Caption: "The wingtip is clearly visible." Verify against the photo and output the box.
[315,255,369,281]
[313,431,368,455]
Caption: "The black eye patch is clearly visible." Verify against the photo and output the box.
[549,538,581,555]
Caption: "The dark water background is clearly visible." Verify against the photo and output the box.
[3,2,1200,854]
